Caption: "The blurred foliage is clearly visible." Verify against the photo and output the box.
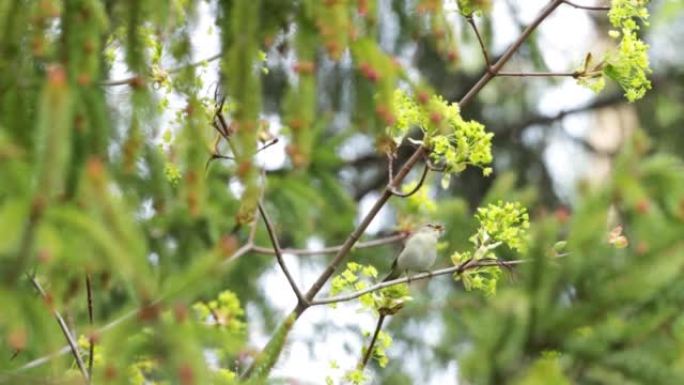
[0,0,682,385]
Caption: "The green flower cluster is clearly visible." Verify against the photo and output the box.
[391,89,493,177]
[475,201,530,252]
[451,250,502,296]
[578,0,652,102]
[192,290,246,333]
[330,262,410,311]
[449,201,529,296]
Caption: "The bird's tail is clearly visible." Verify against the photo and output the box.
[382,259,400,282]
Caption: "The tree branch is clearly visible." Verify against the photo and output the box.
[29,275,90,383]
[496,71,579,77]
[310,259,531,306]
[300,147,428,306]
[562,0,610,11]
[242,2,565,379]
[101,52,222,87]
[85,274,94,378]
[496,91,624,138]
[389,163,430,198]
[359,315,386,370]
[257,202,307,305]
[459,0,564,107]
[466,15,491,68]
[251,233,408,256]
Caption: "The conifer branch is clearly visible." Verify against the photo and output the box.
[14,243,254,373]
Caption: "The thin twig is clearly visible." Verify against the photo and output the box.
[256,138,279,154]
[251,233,408,256]
[310,258,533,306]
[85,274,94,378]
[459,0,564,107]
[257,202,307,305]
[101,52,222,87]
[359,315,386,369]
[10,205,42,284]
[496,71,579,78]
[28,275,90,383]
[466,15,491,68]
[389,163,430,198]
[426,157,446,172]
[562,0,610,11]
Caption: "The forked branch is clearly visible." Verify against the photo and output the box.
[257,202,307,305]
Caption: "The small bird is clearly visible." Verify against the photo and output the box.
[383,224,444,282]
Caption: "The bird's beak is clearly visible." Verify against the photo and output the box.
[429,224,445,235]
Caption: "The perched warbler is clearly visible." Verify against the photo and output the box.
[383,224,444,282]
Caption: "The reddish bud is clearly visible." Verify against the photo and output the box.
[288,118,304,131]
[184,103,194,116]
[635,199,650,214]
[187,191,198,216]
[8,328,27,351]
[325,40,341,59]
[128,75,145,89]
[87,329,101,344]
[32,36,45,56]
[236,160,252,178]
[83,39,95,54]
[358,0,368,15]
[137,302,161,322]
[179,364,195,385]
[636,241,649,255]
[294,61,315,75]
[47,65,67,87]
[417,91,430,104]
[430,112,442,124]
[554,207,571,223]
[104,365,118,380]
[218,235,239,258]
[174,303,189,323]
[375,105,395,125]
[86,157,105,181]
[286,144,307,168]
[77,73,92,86]
[37,249,53,263]
[359,62,379,81]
